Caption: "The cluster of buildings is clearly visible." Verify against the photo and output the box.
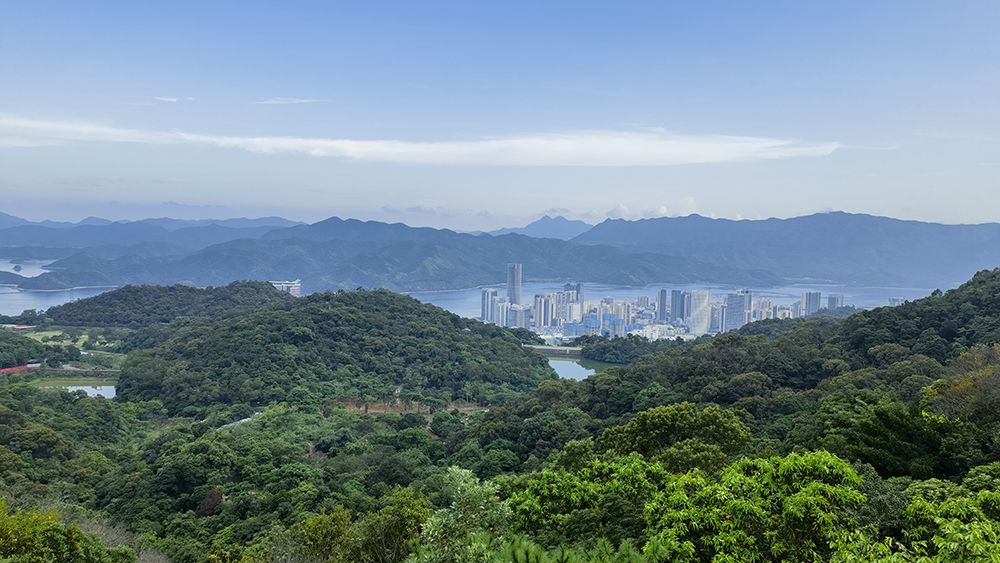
[481,264,850,342]
[270,280,302,296]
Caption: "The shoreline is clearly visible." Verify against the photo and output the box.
[17,285,119,293]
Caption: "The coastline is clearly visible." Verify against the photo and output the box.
[18,285,119,293]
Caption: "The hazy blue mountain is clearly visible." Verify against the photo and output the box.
[572,212,1000,288]
[138,216,303,230]
[0,271,27,286]
[11,218,780,292]
[0,222,281,250]
[0,212,35,230]
[0,212,110,229]
[262,216,466,243]
[9,211,997,293]
[74,217,115,227]
[489,215,594,240]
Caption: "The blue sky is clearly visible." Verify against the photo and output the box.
[1,1,997,229]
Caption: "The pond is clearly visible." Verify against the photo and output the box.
[548,358,619,381]
[31,377,117,398]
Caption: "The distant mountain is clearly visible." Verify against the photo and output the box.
[490,215,594,240]
[6,216,780,292]
[137,216,303,230]
[6,211,997,294]
[0,212,33,230]
[0,222,281,250]
[571,212,1000,288]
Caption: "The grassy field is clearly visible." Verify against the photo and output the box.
[22,328,126,369]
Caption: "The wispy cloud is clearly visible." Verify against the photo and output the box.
[254,97,327,105]
[154,97,179,103]
[0,115,840,166]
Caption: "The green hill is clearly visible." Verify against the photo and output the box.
[44,280,295,328]
[117,288,554,412]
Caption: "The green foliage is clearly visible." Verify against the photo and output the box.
[411,467,512,563]
[5,269,1000,561]
[0,497,136,563]
[575,334,707,364]
[644,451,865,562]
[0,329,45,369]
[510,453,672,549]
[45,281,295,329]
[597,403,751,473]
[117,289,556,412]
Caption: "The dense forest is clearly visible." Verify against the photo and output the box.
[44,281,296,328]
[3,269,1000,561]
[116,289,554,413]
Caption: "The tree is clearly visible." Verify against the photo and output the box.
[356,486,431,563]
[412,467,513,563]
[289,506,354,563]
[597,403,751,473]
[0,497,136,563]
[644,451,866,563]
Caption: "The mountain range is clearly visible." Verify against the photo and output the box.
[1,211,999,293]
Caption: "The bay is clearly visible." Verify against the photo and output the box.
[0,287,112,316]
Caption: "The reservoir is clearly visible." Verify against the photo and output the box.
[548,357,618,380]
[31,377,117,398]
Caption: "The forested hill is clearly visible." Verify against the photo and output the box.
[43,281,295,328]
[117,288,555,412]
[5,270,1000,562]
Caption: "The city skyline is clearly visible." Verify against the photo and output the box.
[480,264,860,341]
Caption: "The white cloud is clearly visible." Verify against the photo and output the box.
[254,98,327,105]
[645,205,669,218]
[0,115,840,167]
[606,204,630,219]
[676,197,698,215]
[154,97,179,102]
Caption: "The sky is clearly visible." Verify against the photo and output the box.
[1,1,998,231]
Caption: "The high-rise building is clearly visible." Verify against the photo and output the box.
[506,263,522,305]
[533,294,556,328]
[801,292,822,316]
[508,304,528,329]
[638,295,651,309]
[687,290,711,336]
[828,294,844,309]
[755,298,777,320]
[657,289,669,323]
[481,288,498,322]
[671,290,686,324]
[495,298,510,327]
[724,289,753,332]
[711,302,727,333]
[270,280,302,296]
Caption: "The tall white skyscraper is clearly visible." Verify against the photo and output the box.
[507,263,522,305]
[481,288,498,322]
[687,290,711,336]
[802,292,822,316]
[828,294,844,309]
